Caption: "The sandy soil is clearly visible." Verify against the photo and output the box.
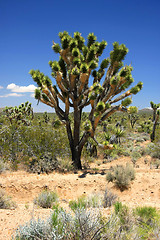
[0,153,160,239]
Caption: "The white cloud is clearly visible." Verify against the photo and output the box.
[0,93,24,98]
[0,86,3,89]
[7,83,36,93]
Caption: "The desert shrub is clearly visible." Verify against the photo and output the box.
[103,144,125,161]
[0,123,71,171]
[151,159,160,169]
[27,154,73,174]
[134,206,160,239]
[114,202,130,225]
[27,153,59,174]
[106,163,135,190]
[69,195,87,211]
[14,206,106,240]
[13,200,160,240]
[34,190,58,208]
[135,137,145,143]
[135,206,158,221]
[69,193,102,211]
[131,150,142,165]
[146,143,160,159]
[14,217,55,240]
[56,157,73,172]
[103,188,117,207]
[0,190,16,209]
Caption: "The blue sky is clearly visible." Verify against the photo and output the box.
[0,0,160,112]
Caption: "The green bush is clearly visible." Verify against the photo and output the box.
[69,195,87,211]
[135,206,158,220]
[69,193,102,211]
[34,190,58,208]
[134,206,160,239]
[106,163,135,190]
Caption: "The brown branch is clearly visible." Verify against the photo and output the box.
[109,90,131,104]
[100,105,127,122]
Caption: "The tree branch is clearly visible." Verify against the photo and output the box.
[100,105,127,122]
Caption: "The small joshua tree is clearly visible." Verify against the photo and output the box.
[127,106,139,129]
[4,101,33,126]
[150,101,160,142]
[30,31,142,169]
[43,111,50,124]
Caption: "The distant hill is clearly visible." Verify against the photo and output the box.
[139,108,153,114]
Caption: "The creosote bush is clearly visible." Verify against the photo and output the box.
[106,163,135,190]
[34,190,58,208]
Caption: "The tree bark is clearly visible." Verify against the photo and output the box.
[71,147,82,170]
[150,115,159,142]
[65,108,83,170]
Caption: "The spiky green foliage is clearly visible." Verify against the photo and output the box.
[73,57,81,66]
[61,36,70,49]
[97,40,107,55]
[87,33,97,47]
[100,58,110,69]
[80,63,89,73]
[4,102,33,126]
[71,67,80,75]
[110,76,120,85]
[128,106,138,114]
[88,91,97,100]
[51,61,61,72]
[35,88,41,100]
[89,60,98,69]
[52,43,61,53]
[83,120,92,131]
[122,97,132,107]
[96,102,105,112]
[72,47,80,57]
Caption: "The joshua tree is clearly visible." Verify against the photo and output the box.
[127,106,139,129]
[150,101,160,142]
[30,31,143,169]
[43,111,50,124]
[4,101,33,126]
[150,101,160,122]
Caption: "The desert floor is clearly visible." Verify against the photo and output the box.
[0,152,160,239]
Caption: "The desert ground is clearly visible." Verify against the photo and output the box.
[0,148,160,239]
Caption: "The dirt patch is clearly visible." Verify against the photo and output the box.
[1,155,160,239]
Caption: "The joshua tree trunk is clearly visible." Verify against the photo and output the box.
[71,148,82,169]
[66,109,84,169]
[150,114,159,142]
